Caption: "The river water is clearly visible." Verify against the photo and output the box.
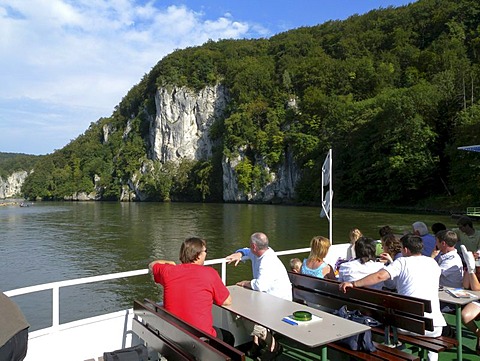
[0,201,454,331]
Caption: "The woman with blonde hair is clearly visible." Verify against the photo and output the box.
[347,228,363,260]
[301,236,334,279]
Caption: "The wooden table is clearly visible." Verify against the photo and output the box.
[439,288,480,361]
[222,285,370,360]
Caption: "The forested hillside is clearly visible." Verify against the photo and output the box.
[21,0,480,208]
[0,153,41,179]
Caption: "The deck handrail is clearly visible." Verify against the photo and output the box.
[5,247,311,330]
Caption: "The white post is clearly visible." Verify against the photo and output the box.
[320,149,333,243]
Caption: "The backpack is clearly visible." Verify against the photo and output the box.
[103,344,149,361]
[333,305,381,352]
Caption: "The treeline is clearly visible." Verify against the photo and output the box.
[0,153,41,179]
[21,0,480,208]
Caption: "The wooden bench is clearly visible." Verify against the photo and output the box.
[133,299,245,361]
[288,272,458,361]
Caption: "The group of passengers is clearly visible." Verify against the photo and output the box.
[147,216,480,361]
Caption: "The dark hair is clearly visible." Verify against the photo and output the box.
[457,216,473,228]
[431,222,447,235]
[400,234,423,254]
[179,237,206,264]
[379,226,393,238]
[354,237,377,264]
[436,230,458,247]
[382,233,402,258]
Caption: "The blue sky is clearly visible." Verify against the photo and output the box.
[0,0,415,155]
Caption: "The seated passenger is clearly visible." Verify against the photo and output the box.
[346,228,363,260]
[301,236,335,279]
[289,257,302,273]
[460,246,480,354]
[435,230,463,288]
[379,233,403,265]
[338,237,385,290]
[413,221,436,257]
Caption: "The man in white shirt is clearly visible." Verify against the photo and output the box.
[433,230,463,288]
[226,232,292,301]
[226,232,291,360]
[339,234,446,361]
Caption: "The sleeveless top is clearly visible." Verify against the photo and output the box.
[301,258,328,278]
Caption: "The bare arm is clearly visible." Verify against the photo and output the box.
[236,280,252,289]
[339,269,391,293]
[222,294,232,306]
[148,260,176,273]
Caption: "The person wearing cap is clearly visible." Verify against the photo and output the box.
[149,237,234,345]
[0,292,29,360]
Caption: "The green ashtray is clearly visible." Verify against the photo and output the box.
[292,311,312,321]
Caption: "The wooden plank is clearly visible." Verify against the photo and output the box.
[134,301,232,361]
[142,299,245,361]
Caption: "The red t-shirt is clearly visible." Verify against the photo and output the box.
[152,263,230,336]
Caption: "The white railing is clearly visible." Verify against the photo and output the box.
[4,247,314,332]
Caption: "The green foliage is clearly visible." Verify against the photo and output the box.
[17,0,480,207]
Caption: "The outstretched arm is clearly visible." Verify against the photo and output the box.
[148,260,176,273]
[339,269,390,293]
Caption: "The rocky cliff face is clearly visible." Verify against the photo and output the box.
[0,171,29,199]
[139,84,299,202]
[150,85,228,163]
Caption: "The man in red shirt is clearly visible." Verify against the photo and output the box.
[149,237,234,344]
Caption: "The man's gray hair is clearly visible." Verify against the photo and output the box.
[412,221,429,236]
[250,232,269,250]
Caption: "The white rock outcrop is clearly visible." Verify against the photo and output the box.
[0,171,29,199]
[150,85,228,163]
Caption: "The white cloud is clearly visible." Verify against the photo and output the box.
[0,0,264,154]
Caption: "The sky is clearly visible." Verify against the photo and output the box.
[0,0,416,155]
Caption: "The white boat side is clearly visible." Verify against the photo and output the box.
[5,244,348,361]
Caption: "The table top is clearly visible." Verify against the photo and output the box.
[221,285,370,348]
[438,288,480,306]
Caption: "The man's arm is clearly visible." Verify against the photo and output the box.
[225,248,250,266]
[339,269,390,293]
[148,260,176,273]
[221,294,232,306]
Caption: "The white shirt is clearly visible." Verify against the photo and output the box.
[338,259,385,290]
[385,255,446,327]
[237,247,292,301]
[437,249,463,288]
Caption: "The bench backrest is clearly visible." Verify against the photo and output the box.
[288,272,433,334]
[135,299,245,361]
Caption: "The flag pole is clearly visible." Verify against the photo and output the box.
[320,149,333,243]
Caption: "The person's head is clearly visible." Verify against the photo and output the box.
[412,221,429,236]
[435,229,458,252]
[309,236,330,261]
[457,216,474,233]
[400,234,423,255]
[431,222,447,235]
[382,233,402,257]
[354,237,377,264]
[179,237,207,264]
[290,258,302,273]
[379,226,393,239]
[349,228,363,245]
[250,232,269,256]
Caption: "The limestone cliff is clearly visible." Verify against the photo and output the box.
[149,85,228,163]
[0,171,29,199]
[122,84,299,203]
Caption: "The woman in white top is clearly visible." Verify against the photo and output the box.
[339,237,385,290]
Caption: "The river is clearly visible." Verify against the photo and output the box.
[0,201,455,331]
